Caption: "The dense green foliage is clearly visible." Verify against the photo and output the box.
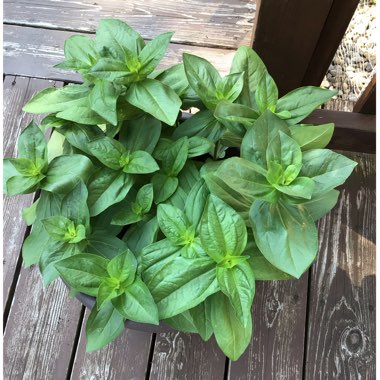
[4,19,357,360]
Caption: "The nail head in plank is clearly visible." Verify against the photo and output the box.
[4,273,83,380]
[4,0,256,49]
[3,76,63,311]
[228,275,309,380]
[4,24,236,82]
[149,332,226,380]
[305,152,375,379]
[70,310,153,380]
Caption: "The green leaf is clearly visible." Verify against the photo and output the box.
[89,58,136,83]
[111,277,158,323]
[123,217,159,257]
[41,154,93,194]
[266,131,302,182]
[141,238,182,275]
[55,253,109,296]
[160,138,189,176]
[210,292,252,361]
[210,157,277,203]
[185,180,209,226]
[250,200,318,278]
[154,63,189,97]
[152,174,179,203]
[214,101,259,128]
[187,137,213,158]
[218,72,245,102]
[58,35,98,71]
[89,81,120,125]
[183,53,221,110]
[58,123,105,156]
[123,151,159,174]
[39,241,79,287]
[230,46,267,108]
[200,195,247,262]
[247,245,293,280]
[125,79,181,126]
[42,216,86,243]
[157,204,193,245]
[61,180,90,227]
[88,137,125,170]
[88,168,134,216]
[107,250,137,284]
[7,158,44,177]
[22,200,38,226]
[241,110,290,167]
[97,278,121,309]
[5,174,44,195]
[22,191,63,266]
[18,121,47,164]
[301,149,357,194]
[203,173,251,223]
[216,261,255,326]
[145,256,218,319]
[172,110,225,142]
[86,301,125,352]
[255,71,278,113]
[138,32,173,76]
[120,115,161,154]
[289,123,334,151]
[303,189,340,220]
[23,85,89,114]
[86,231,128,260]
[276,87,336,124]
[136,183,154,213]
[95,19,145,58]
[274,177,315,199]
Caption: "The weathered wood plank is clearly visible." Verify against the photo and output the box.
[3,76,62,311]
[303,109,376,154]
[228,275,309,379]
[4,24,236,82]
[70,310,153,380]
[149,332,226,379]
[302,0,360,87]
[4,0,256,49]
[252,0,334,95]
[3,272,83,380]
[353,74,376,115]
[305,152,375,379]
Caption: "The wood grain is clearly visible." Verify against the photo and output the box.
[70,310,153,380]
[303,109,376,154]
[302,0,360,87]
[4,0,256,49]
[3,76,62,311]
[353,74,376,115]
[305,152,375,379]
[227,275,309,379]
[252,0,334,95]
[3,272,83,380]
[149,332,226,379]
[4,24,236,82]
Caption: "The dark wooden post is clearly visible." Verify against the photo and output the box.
[252,0,359,96]
[353,74,376,114]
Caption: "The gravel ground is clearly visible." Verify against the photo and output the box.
[322,0,376,111]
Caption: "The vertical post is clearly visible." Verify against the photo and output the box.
[251,0,359,95]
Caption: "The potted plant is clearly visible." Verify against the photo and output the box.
[3,19,357,361]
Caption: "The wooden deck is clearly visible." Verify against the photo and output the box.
[3,2,376,379]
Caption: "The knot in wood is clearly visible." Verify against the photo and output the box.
[341,327,366,356]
